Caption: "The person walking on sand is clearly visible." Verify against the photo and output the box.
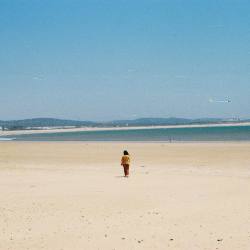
[121,150,130,177]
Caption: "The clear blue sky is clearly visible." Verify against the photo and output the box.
[0,0,249,121]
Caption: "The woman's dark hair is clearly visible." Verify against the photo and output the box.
[123,150,129,155]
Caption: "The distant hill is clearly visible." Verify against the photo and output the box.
[0,118,99,130]
[107,117,233,126]
[0,117,247,130]
[108,117,193,126]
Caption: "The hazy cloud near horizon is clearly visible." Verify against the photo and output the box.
[0,0,249,120]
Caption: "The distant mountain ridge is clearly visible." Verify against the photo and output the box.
[0,117,246,130]
[108,117,226,126]
[0,118,97,130]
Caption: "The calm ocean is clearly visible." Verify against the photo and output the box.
[3,125,250,142]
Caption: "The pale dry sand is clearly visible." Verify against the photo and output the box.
[0,142,250,250]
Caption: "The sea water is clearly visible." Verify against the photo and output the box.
[2,125,250,142]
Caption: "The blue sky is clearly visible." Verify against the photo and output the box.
[0,0,249,121]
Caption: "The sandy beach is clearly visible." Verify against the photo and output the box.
[0,142,250,250]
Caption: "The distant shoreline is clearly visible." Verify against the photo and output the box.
[1,122,250,137]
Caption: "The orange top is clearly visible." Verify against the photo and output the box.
[121,155,130,165]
